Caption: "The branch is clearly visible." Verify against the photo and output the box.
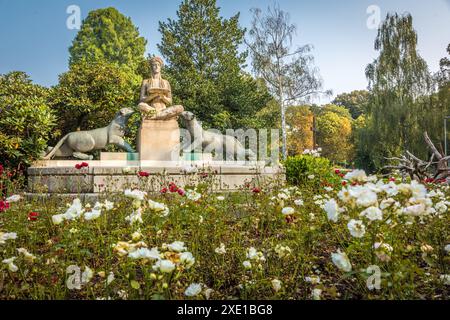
[424,131,443,160]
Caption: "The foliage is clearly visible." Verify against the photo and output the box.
[284,154,335,187]
[0,72,57,170]
[352,115,376,172]
[316,105,354,164]
[246,4,325,158]
[362,13,435,170]
[50,60,141,148]
[158,0,271,129]
[286,105,314,156]
[69,7,147,74]
[437,44,450,121]
[332,90,369,119]
[1,168,448,299]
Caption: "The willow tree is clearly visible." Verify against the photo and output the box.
[363,13,434,169]
[246,5,325,160]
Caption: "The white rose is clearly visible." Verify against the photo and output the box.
[155,259,176,273]
[281,207,295,216]
[271,279,282,292]
[167,241,187,252]
[84,209,101,221]
[331,250,352,272]
[52,214,65,225]
[347,219,366,238]
[323,199,340,222]
[6,195,22,203]
[184,283,202,297]
[360,206,383,221]
[180,252,196,268]
[215,243,227,255]
[312,288,322,300]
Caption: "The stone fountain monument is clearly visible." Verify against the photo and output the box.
[27,56,284,199]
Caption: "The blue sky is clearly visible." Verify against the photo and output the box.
[0,0,449,103]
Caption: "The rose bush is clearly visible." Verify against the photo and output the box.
[0,168,448,300]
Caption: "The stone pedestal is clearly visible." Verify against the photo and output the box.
[137,119,181,161]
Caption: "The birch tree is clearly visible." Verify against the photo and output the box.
[246,4,326,159]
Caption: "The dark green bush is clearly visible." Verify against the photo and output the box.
[0,72,57,170]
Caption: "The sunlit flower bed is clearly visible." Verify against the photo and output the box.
[0,167,449,300]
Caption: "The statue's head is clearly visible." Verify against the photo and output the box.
[150,56,164,75]
[115,108,135,123]
[180,111,195,121]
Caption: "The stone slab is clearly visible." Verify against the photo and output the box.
[27,160,285,194]
[138,119,181,161]
[100,152,140,161]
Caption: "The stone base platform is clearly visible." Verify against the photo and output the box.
[27,159,284,195]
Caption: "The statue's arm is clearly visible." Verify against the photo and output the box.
[161,81,173,105]
[140,80,162,104]
[139,80,148,102]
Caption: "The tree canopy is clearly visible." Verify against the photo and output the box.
[69,7,147,73]
[332,90,369,119]
[361,13,435,169]
[0,72,57,169]
[158,0,271,129]
[246,4,325,159]
[51,60,141,136]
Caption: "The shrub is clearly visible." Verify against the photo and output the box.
[0,72,57,170]
[284,155,337,187]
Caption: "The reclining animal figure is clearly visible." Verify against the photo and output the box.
[180,111,256,161]
[43,108,135,160]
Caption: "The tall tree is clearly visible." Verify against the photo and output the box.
[286,105,314,156]
[363,13,434,168]
[246,4,326,160]
[316,105,354,163]
[438,44,449,106]
[332,90,369,119]
[69,7,147,73]
[158,0,270,129]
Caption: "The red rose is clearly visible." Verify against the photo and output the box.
[0,201,10,212]
[334,169,340,174]
[389,177,396,182]
[252,187,261,194]
[138,171,150,177]
[177,188,186,196]
[169,183,178,193]
[160,187,168,194]
[75,164,82,170]
[81,162,89,168]
[342,181,347,186]
[28,212,39,221]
